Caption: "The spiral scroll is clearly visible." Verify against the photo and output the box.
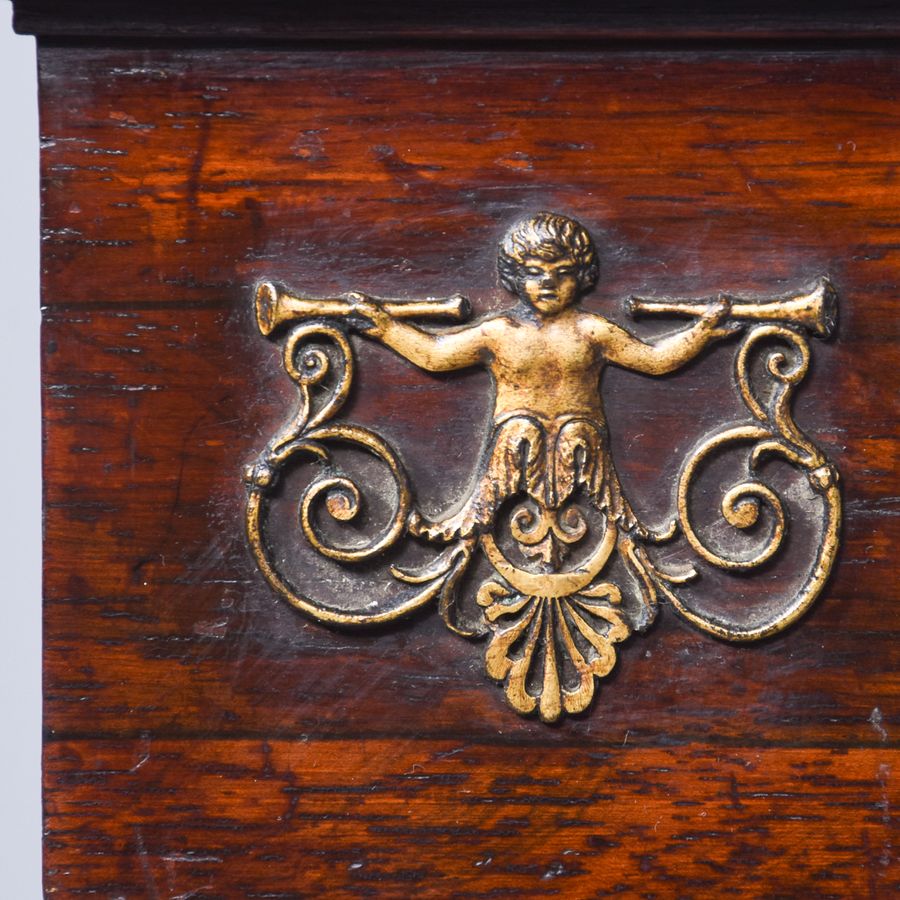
[671,325,841,641]
[244,323,435,626]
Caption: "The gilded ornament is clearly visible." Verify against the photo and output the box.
[244,212,840,721]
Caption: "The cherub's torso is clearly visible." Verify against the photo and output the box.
[482,308,609,424]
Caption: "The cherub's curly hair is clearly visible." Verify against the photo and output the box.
[497,212,599,295]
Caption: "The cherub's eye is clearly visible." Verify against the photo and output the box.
[525,268,543,277]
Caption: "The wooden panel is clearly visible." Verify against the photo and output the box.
[45,739,899,897]
[37,49,900,313]
[38,41,899,897]
[42,301,898,745]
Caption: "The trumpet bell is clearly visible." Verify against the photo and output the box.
[757,276,837,338]
[255,281,280,336]
[810,277,838,338]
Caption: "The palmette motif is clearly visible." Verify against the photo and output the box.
[244,213,840,722]
[478,581,629,723]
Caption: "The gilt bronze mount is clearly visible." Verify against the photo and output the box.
[244,213,840,722]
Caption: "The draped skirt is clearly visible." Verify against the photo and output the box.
[409,413,640,543]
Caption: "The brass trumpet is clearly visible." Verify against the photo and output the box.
[254,281,471,336]
[626,275,837,339]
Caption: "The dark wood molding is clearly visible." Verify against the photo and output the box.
[14,1,900,41]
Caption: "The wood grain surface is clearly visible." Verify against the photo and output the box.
[39,44,899,897]
[45,740,898,898]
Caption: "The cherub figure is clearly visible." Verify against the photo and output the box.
[349,212,732,565]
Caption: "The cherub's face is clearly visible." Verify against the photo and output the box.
[515,254,580,317]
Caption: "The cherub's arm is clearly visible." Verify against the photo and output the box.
[588,298,736,376]
[347,292,488,372]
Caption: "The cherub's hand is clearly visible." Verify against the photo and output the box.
[701,294,740,340]
[345,291,392,335]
